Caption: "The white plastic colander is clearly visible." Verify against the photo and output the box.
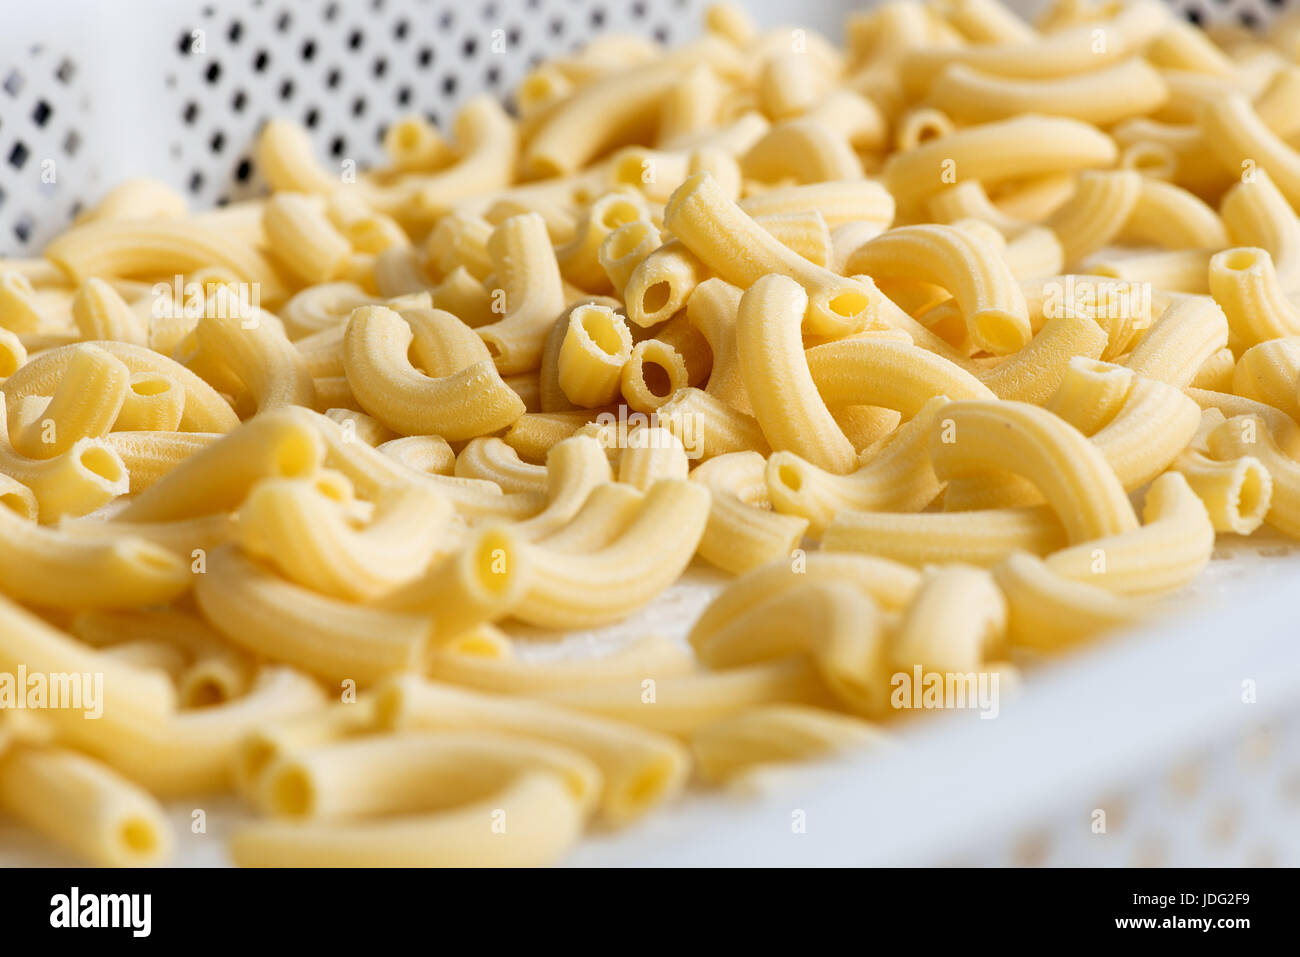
[1,0,1299,867]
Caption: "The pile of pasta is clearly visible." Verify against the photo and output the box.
[2,0,1300,866]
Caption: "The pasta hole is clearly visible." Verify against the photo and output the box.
[0,491,33,518]
[641,281,671,316]
[1235,464,1269,524]
[130,377,171,397]
[184,677,227,708]
[974,311,1027,353]
[826,289,869,320]
[641,361,672,398]
[777,463,802,492]
[601,200,641,231]
[274,432,318,478]
[580,312,625,356]
[271,767,315,816]
[79,446,124,483]
[118,818,159,857]
[1223,249,1257,271]
[238,740,277,785]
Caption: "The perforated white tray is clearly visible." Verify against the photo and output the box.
[2,0,1299,867]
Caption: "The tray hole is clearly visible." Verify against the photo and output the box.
[329,135,346,158]
[183,101,200,124]
[484,2,499,18]
[590,9,607,27]
[347,29,364,51]
[304,106,320,129]
[276,9,292,32]
[228,20,244,43]
[654,25,670,43]
[632,1,647,17]
[417,47,433,68]
[54,59,75,85]
[442,75,458,95]
[393,19,409,40]
[462,37,478,59]
[395,85,412,106]
[205,62,222,85]
[232,89,247,112]
[62,130,80,157]
[210,130,226,154]
[253,49,270,73]
[31,100,52,127]
[301,38,317,62]
[439,11,455,30]
[188,170,204,194]
[3,70,24,97]
[13,214,33,243]
[177,31,197,56]
[279,78,296,101]
[372,56,388,78]
[326,67,342,89]
[549,17,564,37]
[7,142,29,171]
[235,157,253,182]
[351,96,367,117]
[324,2,339,22]
[486,66,500,88]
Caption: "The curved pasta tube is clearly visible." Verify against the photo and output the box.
[343,305,524,439]
[187,312,316,411]
[977,316,1108,404]
[280,282,376,340]
[402,97,519,220]
[8,345,129,459]
[2,339,238,433]
[823,506,1065,567]
[766,396,949,534]
[899,0,1170,94]
[615,427,689,490]
[113,372,187,432]
[1191,347,1236,394]
[1209,247,1300,350]
[620,339,690,414]
[510,479,710,628]
[506,435,613,540]
[104,431,217,494]
[263,193,351,284]
[558,303,633,408]
[255,119,339,193]
[71,277,148,345]
[1208,414,1300,539]
[44,219,289,307]
[555,190,650,293]
[117,407,323,521]
[1199,92,1300,209]
[0,746,171,867]
[663,172,875,338]
[233,766,585,868]
[1220,169,1300,293]
[737,274,855,473]
[196,546,432,685]
[842,224,1031,354]
[1045,171,1144,267]
[690,451,809,575]
[929,400,1139,543]
[690,579,886,717]
[690,705,886,784]
[237,477,452,602]
[930,59,1167,126]
[475,213,567,374]
[1173,449,1272,535]
[1089,371,1202,490]
[881,115,1119,209]
[1043,472,1214,596]
[993,552,1151,652]
[1232,337,1300,420]
[377,434,456,477]
[740,119,864,183]
[455,438,546,493]
[1122,178,1227,250]
[0,498,190,608]
[1123,294,1227,388]
[375,677,688,825]
[657,387,769,460]
[891,565,1007,673]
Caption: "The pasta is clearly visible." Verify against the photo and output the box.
[4,0,1298,869]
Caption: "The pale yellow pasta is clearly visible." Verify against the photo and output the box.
[8,345,129,459]
[1087,248,1213,295]
[1208,414,1300,538]
[71,277,148,345]
[891,564,1006,673]
[1219,169,1300,293]
[263,193,352,284]
[510,479,710,628]
[255,119,339,194]
[881,115,1119,210]
[1199,92,1300,209]
[657,387,769,459]
[0,746,171,867]
[690,704,886,784]
[1209,247,1300,350]
[104,431,218,493]
[343,305,524,439]
[929,400,1139,543]
[0,270,46,333]
[690,451,808,575]
[1232,337,1300,420]
[455,438,546,493]
[620,339,690,414]
[993,552,1151,652]
[741,119,864,184]
[823,506,1065,567]
[662,172,875,338]
[977,316,1108,404]
[1043,472,1214,595]
[558,304,633,408]
[1046,170,1144,267]
[1122,178,1228,250]
[928,59,1168,126]
[405,96,520,220]
[375,677,688,825]
[474,213,567,374]
[1123,295,1229,388]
